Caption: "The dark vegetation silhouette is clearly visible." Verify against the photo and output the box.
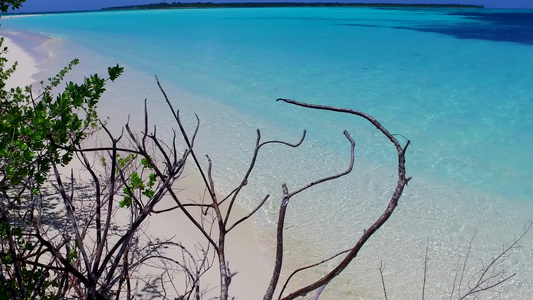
[102,2,484,11]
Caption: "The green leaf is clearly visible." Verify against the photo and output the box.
[24,242,35,251]
[10,176,22,185]
[147,173,157,187]
[107,64,124,82]
[120,196,131,208]
[141,157,153,169]
[130,172,143,189]
[12,227,22,237]
[67,249,78,264]
[142,189,155,198]
[5,165,15,176]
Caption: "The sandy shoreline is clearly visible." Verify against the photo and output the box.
[1,14,42,19]
[3,33,272,299]
[2,36,39,88]
[144,163,272,298]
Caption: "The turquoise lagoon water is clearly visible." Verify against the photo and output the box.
[2,7,533,299]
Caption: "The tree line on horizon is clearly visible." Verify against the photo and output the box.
[102,2,484,11]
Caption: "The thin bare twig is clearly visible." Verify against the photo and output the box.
[422,237,430,300]
[379,261,388,300]
[456,222,531,300]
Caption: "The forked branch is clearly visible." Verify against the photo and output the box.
[454,222,531,300]
[270,98,411,300]
[264,130,355,300]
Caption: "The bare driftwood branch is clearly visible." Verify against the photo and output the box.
[222,129,306,226]
[264,130,355,300]
[269,98,411,300]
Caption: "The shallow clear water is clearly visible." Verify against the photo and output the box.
[2,7,533,299]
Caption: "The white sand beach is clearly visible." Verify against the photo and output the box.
[3,36,38,88]
[3,34,273,299]
[1,14,41,19]
[144,164,272,299]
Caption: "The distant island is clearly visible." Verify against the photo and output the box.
[102,2,484,11]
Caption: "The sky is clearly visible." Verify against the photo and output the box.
[10,0,533,12]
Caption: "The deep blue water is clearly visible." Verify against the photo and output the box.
[355,9,533,44]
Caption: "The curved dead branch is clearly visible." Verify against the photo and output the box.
[270,98,411,300]
[264,130,355,300]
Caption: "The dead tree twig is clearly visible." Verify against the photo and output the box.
[379,261,389,300]
[265,98,412,300]
[452,222,531,300]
